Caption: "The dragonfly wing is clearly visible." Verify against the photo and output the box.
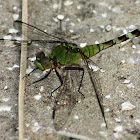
[14,20,67,43]
[87,59,103,105]
[53,67,83,130]
[83,58,107,128]
[53,92,77,130]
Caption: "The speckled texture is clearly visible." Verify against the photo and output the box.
[0,0,140,139]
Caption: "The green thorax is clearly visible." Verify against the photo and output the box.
[35,43,82,71]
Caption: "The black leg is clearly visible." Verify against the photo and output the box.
[24,67,39,78]
[64,66,85,97]
[27,69,51,86]
[50,69,63,96]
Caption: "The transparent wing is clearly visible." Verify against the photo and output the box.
[53,91,77,130]
[14,20,67,44]
[53,67,83,130]
[83,59,108,128]
[87,59,103,105]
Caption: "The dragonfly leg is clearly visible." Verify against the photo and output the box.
[50,69,63,97]
[27,69,51,86]
[64,67,85,98]
[24,67,39,78]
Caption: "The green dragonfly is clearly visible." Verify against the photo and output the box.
[1,21,140,129]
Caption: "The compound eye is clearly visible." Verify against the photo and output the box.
[36,52,45,58]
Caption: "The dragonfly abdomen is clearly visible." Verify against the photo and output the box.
[81,27,140,58]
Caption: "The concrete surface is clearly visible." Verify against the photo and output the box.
[0,0,140,139]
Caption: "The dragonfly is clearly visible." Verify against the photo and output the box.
[1,20,140,129]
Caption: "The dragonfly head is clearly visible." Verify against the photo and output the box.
[35,52,52,71]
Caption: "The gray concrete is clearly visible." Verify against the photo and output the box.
[0,0,140,139]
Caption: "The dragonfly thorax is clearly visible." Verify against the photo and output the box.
[34,43,83,71]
